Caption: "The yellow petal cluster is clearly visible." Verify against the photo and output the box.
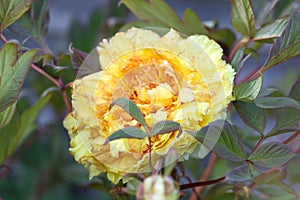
[63,28,235,184]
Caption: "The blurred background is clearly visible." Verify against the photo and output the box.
[0,0,299,199]
[49,0,300,91]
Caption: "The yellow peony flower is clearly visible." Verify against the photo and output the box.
[63,28,235,184]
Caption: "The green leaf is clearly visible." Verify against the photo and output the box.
[0,90,52,165]
[104,126,148,144]
[226,164,260,183]
[230,0,256,37]
[273,0,298,19]
[262,10,300,70]
[248,142,296,168]
[0,102,16,129]
[253,168,286,185]
[0,43,38,112]
[258,87,282,97]
[245,47,259,60]
[210,28,236,48]
[255,96,300,111]
[267,78,300,137]
[194,120,247,162]
[34,53,53,65]
[182,8,208,35]
[233,101,266,134]
[121,0,207,35]
[289,77,300,100]
[234,76,263,101]
[202,183,234,200]
[34,53,68,77]
[255,184,297,200]
[287,157,300,184]
[0,0,33,32]
[231,48,244,71]
[42,65,68,78]
[267,107,300,137]
[256,0,280,26]
[110,97,148,131]
[150,120,181,137]
[254,17,289,42]
[120,20,162,32]
[18,0,49,41]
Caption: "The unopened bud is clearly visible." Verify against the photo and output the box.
[136,175,179,200]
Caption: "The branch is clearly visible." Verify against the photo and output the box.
[0,33,8,43]
[250,135,264,154]
[283,130,300,144]
[180,176,225,190]
[228,38,249,62]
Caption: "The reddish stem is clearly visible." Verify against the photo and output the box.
[283,131,300,144]
[180,176,225,190]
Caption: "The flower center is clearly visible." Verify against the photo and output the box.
[94,48,212,153]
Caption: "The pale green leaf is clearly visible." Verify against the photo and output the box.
[255,96,300,111]
[150,120,181,136]
[254,17,289,42]
[234,101,266,135]
[231,48,244,71]
[0,90,52,165]
[255,184,297,200]
[234,76,263,101]
[263,10,300,70]
[104,126,148,144]
[121,0,207,35]
[0,0,33,32]
[0,43,38,112]
[0,102,16,129]
[110,98,148,131]
[248,142,296,168]
[230,0,256,37]
[253,168,286,184]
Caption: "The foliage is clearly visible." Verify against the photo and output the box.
[0,0,299,199]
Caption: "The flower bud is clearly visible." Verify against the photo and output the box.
[137,175,179,200]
